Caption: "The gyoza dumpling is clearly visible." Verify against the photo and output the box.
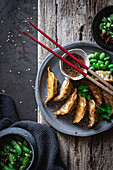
[87,99,98,129]
[73,94,86,124]
[54,77,73,102]
[95,71,113,82]
[45,67,58,104]
[54,88,77,117]
[81,80,102,106]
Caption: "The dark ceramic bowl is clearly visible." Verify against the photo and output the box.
[0,127,36,170]
[91,6,113,51]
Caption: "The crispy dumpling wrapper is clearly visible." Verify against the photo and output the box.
[87,99,98,129]
[54,77,73,102]
[81,80,102,106]
[73,94,86,124]
[45,67,58,104]
[95,71,113,82]
[54,88,77,117]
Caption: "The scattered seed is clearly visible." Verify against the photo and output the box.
[1,21,4,23]
[1,52,3,55]
[30,80,32,82]
[25,20,27,23]
[11,35,13,37]
[2,90,5,93]
[20,101,22,104]
[18,7,20,10]
[33,7,35,9]
[19,34,21,37]
[9,70,12,72]
[0,45,1,48]
[27,17,29,19]
[23,41,25,43]
[6,39,9,42]
[35,109,37,111]
[12,40,14,42]
[15,44,17,47]
[28,68,30,71]
[18,71,20,74]
[30,17,32,19]
[27,29,29,32]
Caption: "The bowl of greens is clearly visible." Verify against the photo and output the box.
[91,6,113,51]
[0,127,36,170]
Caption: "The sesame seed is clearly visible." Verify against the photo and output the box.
[19,34,21,37]
[9,70,12,72]
[20,101,22,104]
[27,29,29,32]
[8,32,11,34]
[23,41,25,43]
[15,44,17,47]
[28,68,30,71]
[25,20,27,23]
[6,39,9,42]
[35,109,37,111]
[18,7,20,10]
[1,21,4,23]
[1,52,3,55]
[11,35,13,37]
[33,7,35,9]
[30,80,32,82]
[8,35,10,38]
[0,45,1,48]
[2,90,5,93]
[30,17,32,19]
[27,17,29,19]
[12,40,14,42]
[18,71,20,74]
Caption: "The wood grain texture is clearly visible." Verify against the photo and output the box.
[38,0,113,169]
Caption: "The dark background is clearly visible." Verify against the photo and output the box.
[0,0,38,121]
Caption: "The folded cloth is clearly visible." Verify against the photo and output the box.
[0,93,66,170]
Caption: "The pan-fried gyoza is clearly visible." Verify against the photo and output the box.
[45,67,58,104]
[73,94,86,124]
[54,88,77,117]
[87,99,98,129]
[54,77,73,101]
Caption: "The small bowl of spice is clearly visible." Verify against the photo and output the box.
[59,49,90,81]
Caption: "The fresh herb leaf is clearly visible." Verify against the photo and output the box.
[107,109,112,114]
[82,88,89,92]
[87,94,90,100]
[106,103,112,109]
[100,114,110,120]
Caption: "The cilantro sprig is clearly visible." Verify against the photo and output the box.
[77,84,90,100]
[97,103,112,120]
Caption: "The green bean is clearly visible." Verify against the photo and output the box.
[11,140,22,155]
[17,157,25,162]
[100,64,106,69]
[17,141,23,146]
[22,157,29,166]
[99,53,105,60]
[4,145,12,151]
[9,153,16,164]
[8,163,16,170]
[22,146,32,154]
[98,60,104,64]
[88,54,95,59]
[104,56,110,61]
[110,68,113,72]
[89,59,97,63]
[95,52,100,58]
[108,64,113,68]
[105,61,110,67]
[25,153,31,157]
[109,14,113,21]
[23,140,27,146]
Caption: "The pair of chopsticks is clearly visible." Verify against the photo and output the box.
[23,21,113,96]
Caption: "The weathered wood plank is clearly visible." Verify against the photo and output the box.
[38,0,113,169]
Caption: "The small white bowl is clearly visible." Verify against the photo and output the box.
[59,49,90,81]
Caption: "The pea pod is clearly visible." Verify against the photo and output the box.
[108,64,113,68]
[100,64,106,69]
[4,145,12,151]
[95,52,100,58]
[99,53,105,60]
[98,60,104,64]
[96,63,100,69]
[93,63,97,69]
[17,157,25,162]
[105,60,110,66]
[110,68,113,72]
[88,54,95,59]
[104,56,110,61]
[89,59,97,63]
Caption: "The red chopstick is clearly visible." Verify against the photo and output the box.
[23,31,86,77]
[27,21,113,91]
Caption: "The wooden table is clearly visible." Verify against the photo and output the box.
[38,1,113,169]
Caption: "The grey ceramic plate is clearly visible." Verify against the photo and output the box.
[35,41,113,137]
